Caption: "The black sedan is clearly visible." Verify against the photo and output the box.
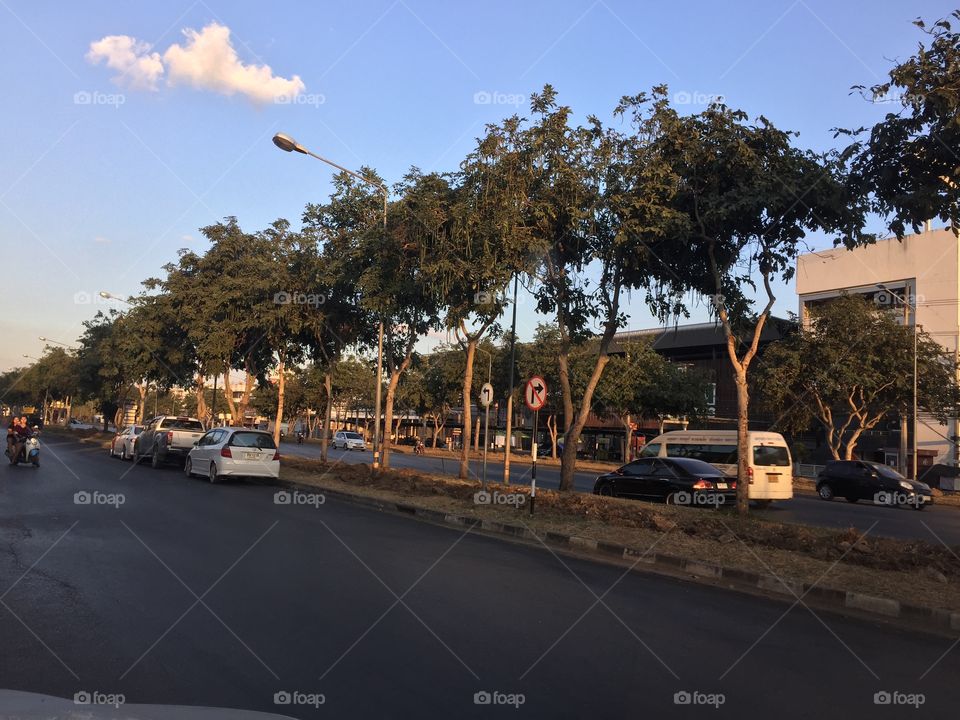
[592,457,735,507]
[816,460,933,509]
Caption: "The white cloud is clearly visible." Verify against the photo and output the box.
[86,35,163,91]
[93,236,111,245]
[87,22,305,104]
[164,22,304,103]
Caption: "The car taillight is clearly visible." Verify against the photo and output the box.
[166,431,174,444]
[747,466,754,484]
[692,479,714,490]
[220,447,232,458]
[731,481,737,489]
[272,450,280,461]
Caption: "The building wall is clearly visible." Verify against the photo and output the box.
[796,227,960,466]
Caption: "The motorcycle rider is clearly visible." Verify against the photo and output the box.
[6,417,21,461]
[8,416,31,464]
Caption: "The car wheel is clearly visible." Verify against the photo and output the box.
[913,501,927,511]
[845,496,858,503]
[208,461,219,484]
[596,482,615,497]
[150,446,161,469]
[817,483,835,501]
[184,458,193,478]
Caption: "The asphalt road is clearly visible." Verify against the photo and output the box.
[281,441,960,546]
[0,436,957,718]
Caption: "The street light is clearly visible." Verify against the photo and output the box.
[98,290,131,305]
[272,132,389,470]
[878,284,918,479]
[38,336,76,349]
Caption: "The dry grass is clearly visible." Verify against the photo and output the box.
[281,456,960,612]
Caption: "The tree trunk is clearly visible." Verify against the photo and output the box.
[222,369,238,421]
[459,338,478,480]
[547,414,559,459]
[382,369,400,469]
[734,369,750,516]
[502,393,513,485]
[622,414,632,463]
[430,413,440,447]
[558,354,611,491]
[195,376,207,425]
[321,372,332,462]
[237,366,255,425]
[272,354,286,446]
[137,383,147,424]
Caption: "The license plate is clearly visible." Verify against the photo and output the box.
[717,482,728,490]
[244,452,260,460]
[767,474,780,483]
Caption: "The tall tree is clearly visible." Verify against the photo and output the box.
[843,11,960,236]
[757,295,959,460]
[624,90,867,513]
[414,149,531,479]
[521,86,682,491]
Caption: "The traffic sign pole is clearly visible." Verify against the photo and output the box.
[479,382,494,491]
[482,402,490,490]
[530,409,538,516]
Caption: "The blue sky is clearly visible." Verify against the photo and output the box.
[0,0,953,371]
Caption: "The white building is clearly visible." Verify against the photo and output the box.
[796,226,959,474]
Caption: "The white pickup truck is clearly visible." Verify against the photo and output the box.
[135,416,206,468]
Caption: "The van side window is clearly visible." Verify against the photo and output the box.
[639,443,661,458]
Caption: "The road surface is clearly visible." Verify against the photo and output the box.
[0,435,955,717]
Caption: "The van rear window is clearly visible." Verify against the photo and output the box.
[753,445,790,467]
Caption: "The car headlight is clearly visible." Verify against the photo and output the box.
[899,480,913,491]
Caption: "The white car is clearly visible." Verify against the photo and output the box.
[185,427,279,483]
[110,425,143,460]
[333,431,366,451]
[67,418,94,430]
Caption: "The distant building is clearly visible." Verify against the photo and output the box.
[796,226,960,475]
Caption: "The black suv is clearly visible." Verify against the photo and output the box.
[816,460,933,510]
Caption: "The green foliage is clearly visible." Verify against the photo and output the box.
[843,11,960,237]
[756,295,959,459]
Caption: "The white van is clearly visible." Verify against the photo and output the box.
[639,430,793,502]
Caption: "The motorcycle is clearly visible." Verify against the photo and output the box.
[414,440,425,456]
[296,431,304,445]
[6,428,40,467]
